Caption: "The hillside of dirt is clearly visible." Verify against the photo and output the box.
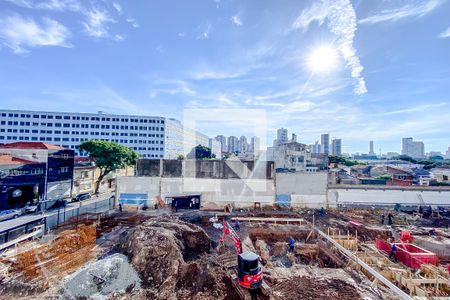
[117,217,240,300]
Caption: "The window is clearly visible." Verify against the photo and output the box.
[56,115,62,119]
[60,166,69,173]
[64,116,70,120]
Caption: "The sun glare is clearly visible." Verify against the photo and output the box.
[306,45,339,74]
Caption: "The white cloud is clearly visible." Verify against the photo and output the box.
[112,3,122,14]
[149,80,196,97]
[6,0,81,12]
[292,0,367,95]
[190,70,245,80]
[113,34,124,42]
[0,13,71,53]
[231,15,242,26]
[178,32,186,37]
[83,9,115,38]
[439,27,450,38]
[380,102,448,116]
[359,0,443,24]
[197,22,211,39]
[126,18,139,28]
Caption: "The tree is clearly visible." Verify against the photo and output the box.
[77,140,139,194]
[176,154,185,160]
[187,144,215,160]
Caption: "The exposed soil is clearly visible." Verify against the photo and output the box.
[272,276,361,300]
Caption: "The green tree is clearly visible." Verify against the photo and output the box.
[176,154,185,160]
[77,140,139,193]
[187,144,215,160]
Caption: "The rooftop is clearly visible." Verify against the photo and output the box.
[0,142,66,150]
[0,154,36,165]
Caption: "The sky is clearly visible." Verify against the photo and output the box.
[0,0,449,154]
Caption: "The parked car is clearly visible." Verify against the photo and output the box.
[24,204,39,214]
[0,209,23,222]
[72,193,91,202]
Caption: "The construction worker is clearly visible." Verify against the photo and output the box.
[288,237,295,253]
[381,214,385,225]
[389,243,397,261]
[119,203,123,212]
[387,213,393,225]
[174,200,178,213]
[234,219,240,231]
[429,228,436,237]
[319,207,325,216]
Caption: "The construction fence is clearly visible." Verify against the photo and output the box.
[45,197,115,230]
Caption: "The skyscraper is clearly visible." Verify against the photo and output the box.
[227,136,239,153]
[402,137,425,159]
[239,136,248,153]
[273,128,288,146]
[369,141,375,155]
[215,135,227,153]
[250,136,260,153]
[321,133,330,155]
[331,139,342,156]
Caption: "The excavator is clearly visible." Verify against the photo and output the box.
[220,220,263,289]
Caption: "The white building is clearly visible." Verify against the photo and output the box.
[402,137,424,159]
[0,109,210,159]
[208,138,222,159]
[273,128,288,146]
[331,138,342,156]
[310,141,321,154]
[239,136,248,153]
[250,136,260,154]
[273,142,313,172]
[215,135,227,153]
[446,147,450,159]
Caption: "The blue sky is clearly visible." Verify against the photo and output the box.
[0,0,449,154]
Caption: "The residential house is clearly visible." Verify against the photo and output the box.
[0,142,74,210]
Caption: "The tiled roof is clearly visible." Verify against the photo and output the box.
[0,142,66,150]
[0,154,36,165]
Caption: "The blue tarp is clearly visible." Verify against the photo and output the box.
[119,193,148,205]
[275,194,291,207]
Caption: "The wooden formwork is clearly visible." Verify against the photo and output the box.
[328,232,450,298]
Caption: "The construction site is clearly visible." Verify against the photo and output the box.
[0,202,449,300]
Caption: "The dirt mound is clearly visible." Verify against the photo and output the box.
[272,276,361,300]
[120,218,238,300]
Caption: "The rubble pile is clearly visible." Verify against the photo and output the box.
[120,217,239,300]
[60,253,141,299]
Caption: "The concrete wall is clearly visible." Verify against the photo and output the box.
[275,172,328,208]
[117,176,275,208]
[328,187,450,207]
[136,159,274,179]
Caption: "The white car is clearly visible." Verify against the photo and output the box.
[0,209,23,222]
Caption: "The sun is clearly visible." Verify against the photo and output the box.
[306,45,339,74]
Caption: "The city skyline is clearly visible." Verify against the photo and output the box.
[0,0,449,153]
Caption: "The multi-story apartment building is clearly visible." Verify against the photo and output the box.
[401,137,425,159]
[321,133,330,155]
[331,138,342,156]
[227,136,239,153]
[0,109,209,159]
[215,135,227,153]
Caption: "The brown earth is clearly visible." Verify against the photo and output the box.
[119,217,240,300]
